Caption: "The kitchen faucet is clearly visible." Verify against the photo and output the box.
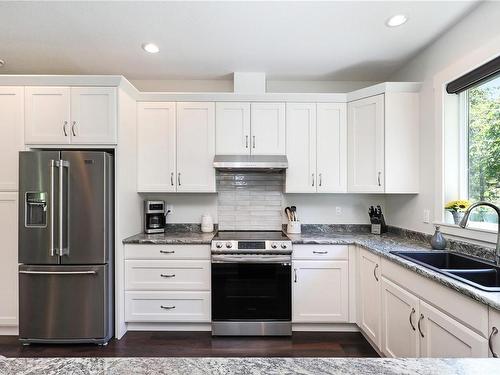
[459,202,500,266]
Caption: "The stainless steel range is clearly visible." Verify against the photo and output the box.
[211,231,292,336]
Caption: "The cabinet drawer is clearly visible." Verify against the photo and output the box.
[293,245,348,260]
[124,244,210,260]
[125,260,210,291]
[125,291,211,322]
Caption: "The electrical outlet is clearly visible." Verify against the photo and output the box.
[335,206,342,215]
[423,209,430,224]
[166,204,174,215]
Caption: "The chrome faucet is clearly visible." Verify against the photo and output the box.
[459,202,500,266]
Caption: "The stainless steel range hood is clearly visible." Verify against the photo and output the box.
[213,155,288,170]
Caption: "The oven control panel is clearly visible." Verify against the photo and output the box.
[211,240,292,253]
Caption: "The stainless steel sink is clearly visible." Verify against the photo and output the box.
[391,251,500,292]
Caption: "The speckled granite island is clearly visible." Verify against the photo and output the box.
[1,357,499,374]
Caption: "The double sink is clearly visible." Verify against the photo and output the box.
[391,251,500,292]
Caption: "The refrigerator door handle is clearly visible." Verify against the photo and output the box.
[19,270,97,275]
[49,160,57,257]
[59,160,70,256]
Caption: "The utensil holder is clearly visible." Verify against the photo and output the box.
[287,221,301,234]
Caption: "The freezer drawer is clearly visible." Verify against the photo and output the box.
[19,264,112,343]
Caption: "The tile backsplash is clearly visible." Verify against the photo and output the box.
[217,171,284,230]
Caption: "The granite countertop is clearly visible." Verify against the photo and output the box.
[123,225,500,311]
[123,231,215,245]
[289,230,500,311]
[1,357,499,374]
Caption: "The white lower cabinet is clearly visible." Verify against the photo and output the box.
[358,248,381,348]
[381,277,419,357]
[125,260,210,291]
[0,193,18,329]
[125,291,210,322]
[488,308,500,358]
[292,260,349,323]
[124,245,211,323]
[381,276,488,358]
[419,300,488,357]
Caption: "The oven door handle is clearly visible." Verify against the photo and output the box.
[211,254,291,264]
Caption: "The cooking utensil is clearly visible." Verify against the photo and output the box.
[290,206,297,221]
[284,207,292,221]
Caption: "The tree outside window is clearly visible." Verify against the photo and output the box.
[465,75,500,226]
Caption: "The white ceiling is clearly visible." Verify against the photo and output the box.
[0,1,479,81]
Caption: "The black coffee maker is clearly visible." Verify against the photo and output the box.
[144,200,166,234]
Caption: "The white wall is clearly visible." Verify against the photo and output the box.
[386,1,500,235]
[130,79,376,93]
[139,192,385,226]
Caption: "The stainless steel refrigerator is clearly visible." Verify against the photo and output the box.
[18,151,114,344]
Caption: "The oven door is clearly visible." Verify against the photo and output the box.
[211,255,291,321]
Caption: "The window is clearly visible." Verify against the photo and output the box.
[458,74,500,230]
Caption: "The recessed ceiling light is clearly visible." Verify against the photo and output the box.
[386,14,408,27]
[142,43,159,54]
[0,59,5,67]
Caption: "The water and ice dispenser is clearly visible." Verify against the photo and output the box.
[25,192,47,227]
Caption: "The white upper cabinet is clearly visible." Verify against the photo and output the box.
[25,87,71,144]
[176,102,216,192]
[25,86,117,145]
[70,87,117,144]
[215,102,250,155]
[0,87,24,191]
[137,102,176,192]
[250,103,286,155]
[347,94,385,193]
[347,92,419,193]
[317,103,347,193]
[285,103,347,193]
[286,103,317,193]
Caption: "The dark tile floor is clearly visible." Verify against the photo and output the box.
[0,332,379,358]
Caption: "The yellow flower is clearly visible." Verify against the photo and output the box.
[444,200,471,212]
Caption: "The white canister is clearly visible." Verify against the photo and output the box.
[201,213,214,233]
[286,221,301,234]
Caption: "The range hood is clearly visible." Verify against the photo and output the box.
[213,155,288,170]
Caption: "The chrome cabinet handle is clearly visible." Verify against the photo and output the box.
[170,172,174,186]
[377,171,382,186]
[63,121,68,136]
[409,307,416,331]
[160,274,175,278]
[252,135,256,149]
[245,135,249,148]
[319,173,322,187]
[489,326,498,358]
[160,305,176,310]
[160,250,175,254]
[177,172,181,186]
[313,251,328,254]
[312,173,315,187]
[373,264,379,281]
[71,121,76,136]
[294,268,297,283]
[418,314,425,338]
